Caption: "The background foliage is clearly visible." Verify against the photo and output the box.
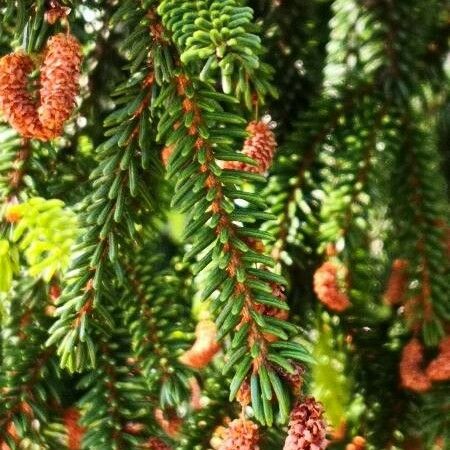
[0,1,448,449]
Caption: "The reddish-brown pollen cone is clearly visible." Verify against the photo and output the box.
[64,407,85,450]
[154,408,182,438]
[38,33,82,136]
[223,120,277,174]
[217,418,260,450]
[383,259,409,305]
[313,261,351,312]
[0,33,81,141]
[426,335,450,382]
[0,53,46,139]
[345,436,366,450]
[283,397,329,450]
[144,437,172,450]
[161,146,173,167]
[399,338,431,392]
[179,319,221,369]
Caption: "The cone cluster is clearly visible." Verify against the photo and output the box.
[283,397,328,450]
[223,120,277,174]
[0,33,81,141]
[313,261,351,312]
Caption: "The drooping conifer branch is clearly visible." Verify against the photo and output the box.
[122,244,196,410]
[391,115,449,346]
[0,279,62,448]
[156,67,312,424]
[47,4,172,371]
[77,322,157,449]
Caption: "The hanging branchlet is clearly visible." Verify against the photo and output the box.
[156,69,311,424]
[325,0,442,101]
[263,91,361,266]
[406,383,450,448]
[0,279,63,448]
[0,127,31,202]
[122,246,195,410]
[47,4,173,372]
[77,321,156,449]
[391,117,449,346]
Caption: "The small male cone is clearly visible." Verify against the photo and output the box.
[179,319,220,369]
[0,53,48,140]
[283,397,329,450]
[217,418,260,450]
[399,338,431,392]
[38,33,82,136]
[223,120,277,174]
[313,262,351,312]
[426,336,450,382]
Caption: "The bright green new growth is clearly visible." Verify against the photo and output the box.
[0,239,18,292]
[6,198,78,282]
[158,0,275,106]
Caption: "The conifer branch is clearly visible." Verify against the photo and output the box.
[122,245,195,410]
[0,127,30,202]
[77,323,157,449]
[156,68,311,423]
[0,279,63,448]
[391,115,449,346]
[47,4,171,372]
